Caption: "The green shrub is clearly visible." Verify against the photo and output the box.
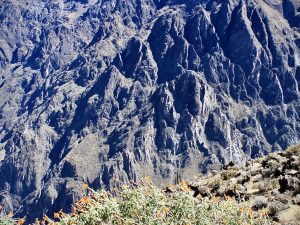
[41,179,274,225]
[0,215,19,225]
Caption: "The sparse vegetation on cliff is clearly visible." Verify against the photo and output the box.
[34,179,272,225]
[1,179,272,225]
[1,144,300,225]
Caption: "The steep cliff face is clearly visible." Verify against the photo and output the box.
[0,0,300,220]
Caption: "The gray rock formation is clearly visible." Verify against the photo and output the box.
[187,145,300,224]
[0,0,300,221]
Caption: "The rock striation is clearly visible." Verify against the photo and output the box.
[0,0,300,221]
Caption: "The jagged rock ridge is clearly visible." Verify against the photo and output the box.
[0,0,300,221]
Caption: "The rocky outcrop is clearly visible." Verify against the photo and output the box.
[0,0,300,221]
[187,145,300,224]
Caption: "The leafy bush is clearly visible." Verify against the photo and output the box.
[37,178,273,225]
[0,218,16,225]
[0,214,22,225]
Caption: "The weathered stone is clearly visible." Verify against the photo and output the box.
[252,196,268,210]
[293,194,300,205]
[268,201,287,216]
[278,205,300,225]
[237,171,250,184]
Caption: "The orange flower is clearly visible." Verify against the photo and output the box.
[247,207,253,218]
[78,196,91,204]
[58,209,67,218]
[17,218,26,225]
[35,218,40,225]
[42,214,51,223]
[239,207,244,214]
[54,213,60,219]
[162,207,170,213]
[260,209,268,217]
[179,181,191,192]
[82,183,89,190]
[7,211,13,218]
[224,195,232,202]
